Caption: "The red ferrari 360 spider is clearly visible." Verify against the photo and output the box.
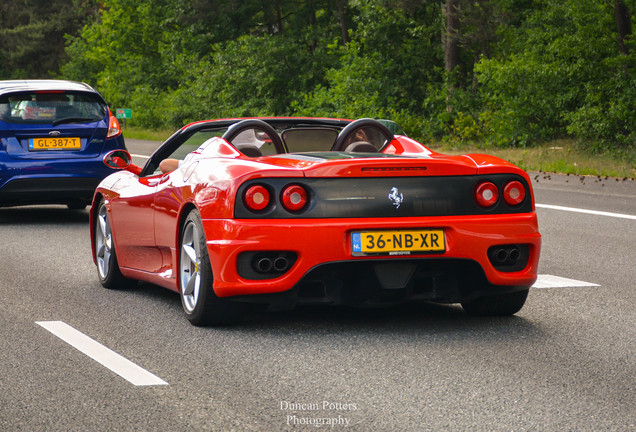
[90,117,541,325]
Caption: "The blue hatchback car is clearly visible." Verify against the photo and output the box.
[0,79,127,209]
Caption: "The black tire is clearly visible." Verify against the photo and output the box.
[94,200,132,289]
[179,209,246,326]
[461,288,529,316]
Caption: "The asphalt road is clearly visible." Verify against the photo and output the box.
[0,140,634,431]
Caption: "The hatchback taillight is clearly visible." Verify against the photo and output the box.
[475,181,499,208]
[107,109,122,138]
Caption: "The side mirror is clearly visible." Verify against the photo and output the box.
[103,149,142,175]
[104,150,131,168]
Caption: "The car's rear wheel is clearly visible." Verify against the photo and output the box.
[461,288,529,316]
[95,200,131,288]
[179,209,246,326]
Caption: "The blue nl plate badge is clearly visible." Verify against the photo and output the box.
[351,232,361,252]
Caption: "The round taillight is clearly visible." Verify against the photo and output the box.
[503,181,526,206]
[281,184,308,212]
[475,182,499,207]
[244,185,270,211]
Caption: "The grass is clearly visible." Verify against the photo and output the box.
[122,126,177,141]
[123,127,636,179]
[430,139,636,179]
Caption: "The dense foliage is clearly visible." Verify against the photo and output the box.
[1,0,634,150]
[0,0,101,78]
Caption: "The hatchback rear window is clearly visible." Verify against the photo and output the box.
[0,91,107,125]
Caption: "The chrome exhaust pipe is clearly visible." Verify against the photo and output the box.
[494,248,509,263]
[273,256,289,272]
[255,257,273,273]
[508,247,520,262]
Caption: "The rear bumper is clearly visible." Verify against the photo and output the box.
[202,213,541,302]
[0,158,117,207]
[0,176,102,206]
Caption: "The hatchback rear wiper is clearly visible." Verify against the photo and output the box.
[52,117,96,126]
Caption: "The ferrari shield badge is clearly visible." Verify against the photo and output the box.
[388,187,404,209]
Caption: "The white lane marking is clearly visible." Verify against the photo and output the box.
[536,203,636,220]
[131,154,150,159]
[532,274,600,289]
[36,321,168,386]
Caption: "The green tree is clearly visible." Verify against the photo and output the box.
[62,0,348,126]
[54,0,635,150]
[295,0,443,137]
[474,0,635,148]
[0,0,100,79]
[62,0,185,108]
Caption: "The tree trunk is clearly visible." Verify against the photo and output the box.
[276,2,283,34]
[443,0,462,112]
[309,0,317,53]
[443,0,461,74]
[337,0,349,45]
[614,0,632,54]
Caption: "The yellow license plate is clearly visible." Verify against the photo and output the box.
[29,137,81,151]
[352,229,445,255]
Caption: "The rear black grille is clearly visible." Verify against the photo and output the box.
[292,258,489,305]
[235,174,533,218]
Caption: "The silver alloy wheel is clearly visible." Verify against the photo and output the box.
[180,219,201,313]
[95,203,112,279]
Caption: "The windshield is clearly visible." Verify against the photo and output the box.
[0,91,107,124]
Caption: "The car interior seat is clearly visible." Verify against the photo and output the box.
[344,141,378,153]
[238,145,263,157]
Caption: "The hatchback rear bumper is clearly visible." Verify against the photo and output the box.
[0,157,116,207]
[0,176,101,206]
